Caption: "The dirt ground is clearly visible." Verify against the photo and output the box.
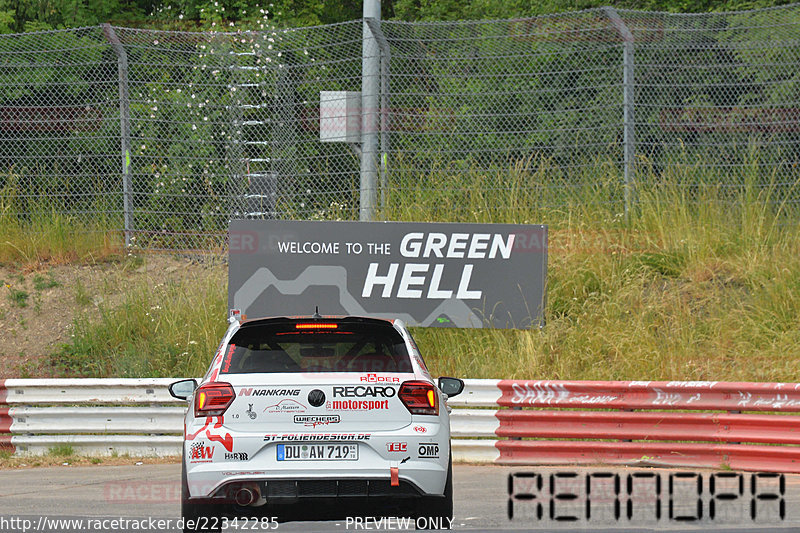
[0,454,181,470]
[0,254,224,378]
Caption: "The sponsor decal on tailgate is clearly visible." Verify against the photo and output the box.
[360,373,400,383]
[240,388,301,397]
[327,399,388,410]
[386,442,408,452]
[264,433,371,442]
[264,399,307,413]
[224,452,249,461]
[418,443,440,459]
[293,414,341,427]
[190,441,214,463]
[332,385,396,398]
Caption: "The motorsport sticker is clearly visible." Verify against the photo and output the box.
[327,399,389,410]
[293,414,341,427]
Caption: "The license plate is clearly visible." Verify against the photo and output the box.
[277,444,358,461]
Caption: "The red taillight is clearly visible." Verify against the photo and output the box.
[399,381,438,416]
[194,382,235,418]
[295,323,338,330]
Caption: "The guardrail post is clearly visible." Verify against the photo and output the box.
[101,24,134,248]
[604,8,636,220]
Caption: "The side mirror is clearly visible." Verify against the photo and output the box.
[169,378,198,400]
[438,377,464,398]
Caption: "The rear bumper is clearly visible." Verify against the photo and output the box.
[194,477,426,503]
[187,460,448,499]
[185,431,450,498]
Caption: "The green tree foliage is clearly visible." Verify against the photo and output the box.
[0,0,796,34]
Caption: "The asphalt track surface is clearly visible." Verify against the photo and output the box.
[2,464,800,532]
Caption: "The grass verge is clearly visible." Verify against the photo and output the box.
[48,264,227,377]
[32,158,800,381]
[0,176,122,266]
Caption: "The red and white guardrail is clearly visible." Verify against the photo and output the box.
[4,378,800,472]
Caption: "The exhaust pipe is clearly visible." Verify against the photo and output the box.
[233,483,266,507]
[235,487,256,506]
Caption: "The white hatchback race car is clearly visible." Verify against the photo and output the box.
[169,315,464,531]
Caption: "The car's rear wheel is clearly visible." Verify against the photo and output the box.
[415,453,453,530]
[182,450,222,532]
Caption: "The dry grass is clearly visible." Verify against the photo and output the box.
[0,177,123,266]
[16,157,800,382]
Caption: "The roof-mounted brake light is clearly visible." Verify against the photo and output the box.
[295,323,338,330]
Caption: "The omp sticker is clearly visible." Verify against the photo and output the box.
[418,443,440,458]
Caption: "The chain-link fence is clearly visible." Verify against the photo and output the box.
[2,5,800,250]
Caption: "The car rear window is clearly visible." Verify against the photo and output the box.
[221,321,412,374]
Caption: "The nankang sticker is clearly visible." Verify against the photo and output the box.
[239,388,300,397]
[225,452,249,461]
[293,414,341,427]
[264,433,371,442]
[418,443,439,459]
[332,385,397,398]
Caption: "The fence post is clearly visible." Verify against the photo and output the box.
[101,24,134,247]
[604,8,636,219]
[360,0,381,222]
[365,18,390,219]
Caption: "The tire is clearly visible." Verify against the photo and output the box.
[415,453,453,530]
[182,450,221,533]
